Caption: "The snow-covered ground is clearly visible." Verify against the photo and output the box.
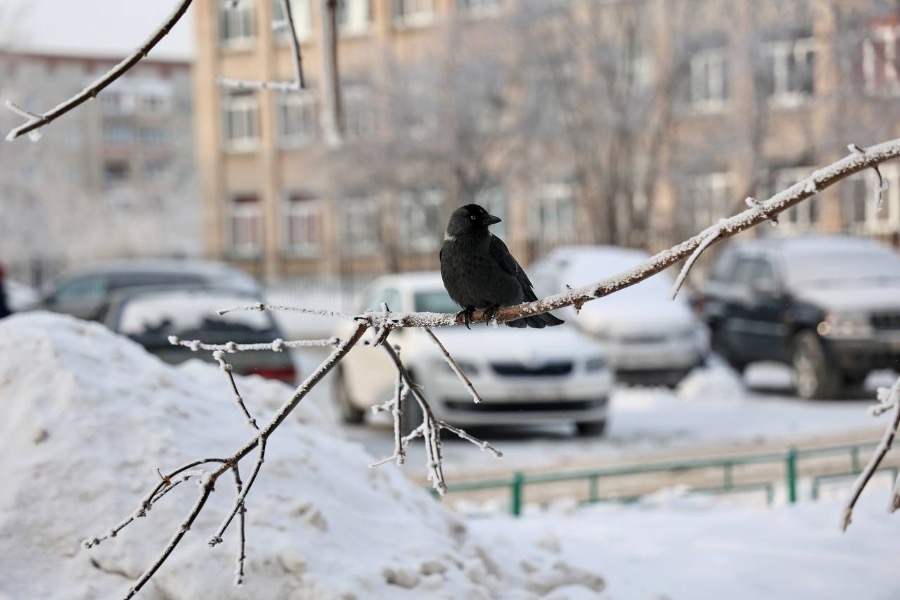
[1,313,897,599]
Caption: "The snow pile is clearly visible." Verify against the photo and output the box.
[676,362,745,404]
[478,489,900,600]
[0,313,604,599]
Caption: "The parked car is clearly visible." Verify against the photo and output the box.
[530,246,709,387]
[332,272,614,436]
[103,288,297,384]
[33,259,261,322]
[697,235,900,399]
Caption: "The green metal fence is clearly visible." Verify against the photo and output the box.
[433,441,896,516]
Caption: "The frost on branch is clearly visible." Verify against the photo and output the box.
[842,376,900,532]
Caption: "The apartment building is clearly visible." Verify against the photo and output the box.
[193,0,900,283]
[0,50,196,280]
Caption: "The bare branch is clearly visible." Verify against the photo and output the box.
[217,0,306,93]
[423,327,483,404]
[842,376,900,531]
[4,0,194,141]
[169,335,339,353]
[669,222,722,300]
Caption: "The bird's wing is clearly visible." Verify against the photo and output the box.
[489,234,537,299]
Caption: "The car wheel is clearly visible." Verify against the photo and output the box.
[334,367,366,424]
[576,419,607,437]
[791,330,841,400]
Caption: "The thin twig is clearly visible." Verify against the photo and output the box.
[124,482,214,600]
[217,0,306,92]
[170,336,339,353]
[5,0,194,141]
[280,0,306,89]
[423,327,483,403]
[669,223,722,300]
[217,302,356,320]
[842,376,900,531]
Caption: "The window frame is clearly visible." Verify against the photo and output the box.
[222,91,261,152]
[397,189,444,253]
[218,0,257,50]
[282,193,323,257]
[227,193,264,258]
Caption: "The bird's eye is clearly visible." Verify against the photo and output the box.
[470,215,477,220]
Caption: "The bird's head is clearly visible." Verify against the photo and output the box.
[445,204,502,238]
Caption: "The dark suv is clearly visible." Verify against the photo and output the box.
[698,236,900,399]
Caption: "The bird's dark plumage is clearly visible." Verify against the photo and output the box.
[440,204,564,329]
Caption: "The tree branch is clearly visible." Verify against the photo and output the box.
[4,0,194,141]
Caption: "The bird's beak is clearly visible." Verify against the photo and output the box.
[485,214,502,225]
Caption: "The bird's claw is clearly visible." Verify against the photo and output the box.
[484,304,501,326]
[456,307,475,330]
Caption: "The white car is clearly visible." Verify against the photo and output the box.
[530,246,708,386]
[333,272,614,436]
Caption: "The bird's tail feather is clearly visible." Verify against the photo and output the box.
[507,312,564,329]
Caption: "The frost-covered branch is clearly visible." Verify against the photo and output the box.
[217,0,307,92]
[669,222,723,300]
[85,322,369,599]
[372,340,501,493]
[842,376,900,531]
[4,0,194,141]
[423,326,483,403]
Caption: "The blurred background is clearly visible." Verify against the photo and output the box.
[1,0,899,302]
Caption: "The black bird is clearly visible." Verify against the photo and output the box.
[440,204,564,329]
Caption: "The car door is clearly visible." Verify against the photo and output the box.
[343,286,403,409]
[730,256,789,362]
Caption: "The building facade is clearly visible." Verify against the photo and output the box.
[192,0,900,285]
[0,50,197,283]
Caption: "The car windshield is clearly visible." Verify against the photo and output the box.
[414,290,460,313]
[116,292,279,344]
[783,250,900,289]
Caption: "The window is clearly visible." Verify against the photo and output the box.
[397,189,444,252]
[337,0,370,35]
[101,91,133,115]
[103,125,134,145]
[140,127,170,146]
[277,90,316,147]
[459,0,500,18]
[144,161,169,180]
[103,161,130,185]
[53,276,108,304]
[228,194,263,256]
[401,78,436,139]
[473,185,506,239]
[138,93,171,115]
[342,84,377,140]
[764,167,818,230]
[761,37,815,107]
[528,59,578,128]
[218,0,256,47]
[863,24,900,96]
[845,165,900,235]
[222,91,260,151]
[392,0,434,28]
[339,196,381,255]
[680,172,733,232]
[272,0,312,42]
[531,182,577,245]
[282,193,322,256]
[688,47,729,111]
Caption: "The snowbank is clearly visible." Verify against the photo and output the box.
[0,313,604,599]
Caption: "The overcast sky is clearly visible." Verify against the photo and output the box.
[8,0,193,58]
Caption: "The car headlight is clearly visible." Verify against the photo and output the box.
[431,357,479,376]
[818,313,872,338]
[585,356,607,372]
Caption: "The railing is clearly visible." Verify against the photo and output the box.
[433,441,898,516]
